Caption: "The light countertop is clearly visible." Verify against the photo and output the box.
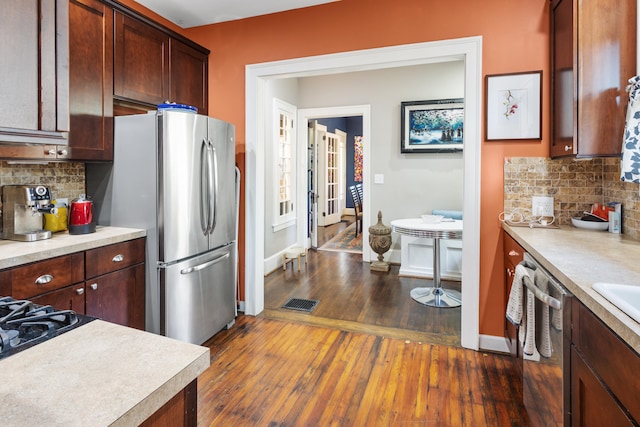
[0,226,146,269]
[504,224,640,354]
[0,320,210,426]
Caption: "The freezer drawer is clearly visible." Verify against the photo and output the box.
[160,244,236,345]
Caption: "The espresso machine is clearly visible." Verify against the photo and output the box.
[0,185,57,241]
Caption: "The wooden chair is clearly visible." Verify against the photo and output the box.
[349,185,363,236]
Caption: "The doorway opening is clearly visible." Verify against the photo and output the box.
[307,115,364,254]
[245,37,482,350]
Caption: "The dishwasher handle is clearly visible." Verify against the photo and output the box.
[522,274,562,310]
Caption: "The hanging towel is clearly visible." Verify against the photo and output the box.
[506,264,534,325]
[519,284,540,361]
[535,270,553,358]
[621,75,640,182]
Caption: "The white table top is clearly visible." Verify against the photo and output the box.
[391,218,463,239]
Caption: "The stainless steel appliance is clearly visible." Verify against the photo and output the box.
[87,110,237,345]
[0,296,95,360]
[519,253,573,426]
[0,185,57,241]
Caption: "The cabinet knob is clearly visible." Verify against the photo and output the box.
[35,274,53,285]
[57,149,68,156]
[564,145,572,152]
[90,283,98,290]
[76,287,85,295]
[508,250,520,257]
[112,254,124,263]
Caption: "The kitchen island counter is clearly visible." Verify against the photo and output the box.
[0,226,146,269]
[504,224,640,354]
[0,319,209,426]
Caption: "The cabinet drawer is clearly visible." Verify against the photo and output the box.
[11,253,85,299]
[504,232,524,266]
[572,300,640,421]
[85,238,145,278]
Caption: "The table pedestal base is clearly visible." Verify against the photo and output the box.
[410,287,462,308]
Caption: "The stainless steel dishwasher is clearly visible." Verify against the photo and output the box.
[519,253,573,426]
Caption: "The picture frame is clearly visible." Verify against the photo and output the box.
[485,71,542,141]
[400,98,464,153]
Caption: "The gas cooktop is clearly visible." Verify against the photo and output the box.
[0,296,95,360]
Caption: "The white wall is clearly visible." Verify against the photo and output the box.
[297,61,465,253]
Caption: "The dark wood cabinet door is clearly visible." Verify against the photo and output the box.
[10,253,85,300]
[114,12,170,106]
[31,285,86,314]
[550,0,636,158]
[68,0,114,161]
[85,264,145,330]
[0,0,69,144]
[170,39,208,115]
[570,346,634,426]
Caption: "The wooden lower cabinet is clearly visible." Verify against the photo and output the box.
[31,284,86,314]
[6,238,145,330]
[570,299,640,425]
[141,380,197,427]
[85,264,145,329]
[503,232,524,355]
[570,346,633,426]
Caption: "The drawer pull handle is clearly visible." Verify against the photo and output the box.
[112,254,124,263]
[35,274,53,285]
[508,250,520,257]
[76,288,85,295]
[90,283,98,290]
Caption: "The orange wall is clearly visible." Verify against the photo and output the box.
[181,0,551,338]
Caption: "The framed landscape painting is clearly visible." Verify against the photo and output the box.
[400,98,464,153]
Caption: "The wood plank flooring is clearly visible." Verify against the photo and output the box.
[198,315,530,426]
[263,218,461,345]
[195,218,529,426]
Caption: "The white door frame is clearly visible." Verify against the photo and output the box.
[298,106,371,261]
[245,36,482,350]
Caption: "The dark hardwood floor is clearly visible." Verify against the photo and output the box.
[198,315,528,426]
[263,217,461,345]
[194,219,529,426]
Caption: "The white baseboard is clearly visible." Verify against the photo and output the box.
[479,334,510,354]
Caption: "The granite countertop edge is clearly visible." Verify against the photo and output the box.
[0,226,146,269]
[504,223,640,354]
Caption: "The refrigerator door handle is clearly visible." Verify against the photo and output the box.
[209,139,219,235]
[205,139,215,235]
[200,139,210,235]
[180,252,230,275]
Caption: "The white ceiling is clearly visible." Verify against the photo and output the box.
[134,0,339,28]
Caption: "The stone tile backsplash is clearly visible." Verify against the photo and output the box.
[0,162,86,204]
[505,157,640,240]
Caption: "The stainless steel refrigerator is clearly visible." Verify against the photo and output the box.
[87,110,237,345]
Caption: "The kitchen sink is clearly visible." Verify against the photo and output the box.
[593,282,640,324]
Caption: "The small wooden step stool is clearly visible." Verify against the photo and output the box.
[282,246,307,271]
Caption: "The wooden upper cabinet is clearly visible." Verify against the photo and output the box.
[0,0,69,145]
[68,0,114,161]
[114,11,170,106]
[170,39,209,115]
[550,0,637,158]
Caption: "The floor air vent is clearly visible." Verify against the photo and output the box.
[281,298,319,313]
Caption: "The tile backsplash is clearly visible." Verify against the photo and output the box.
[0,162,85,203]
[504,157,640,240]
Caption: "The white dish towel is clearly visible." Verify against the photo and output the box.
[506,263,534,326]
[621,75,640,183]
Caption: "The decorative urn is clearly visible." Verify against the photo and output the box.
[368,211,392,272]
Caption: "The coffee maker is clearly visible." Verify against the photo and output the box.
[0,185,57,241]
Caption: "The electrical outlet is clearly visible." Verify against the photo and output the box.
[532,196,554,217]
